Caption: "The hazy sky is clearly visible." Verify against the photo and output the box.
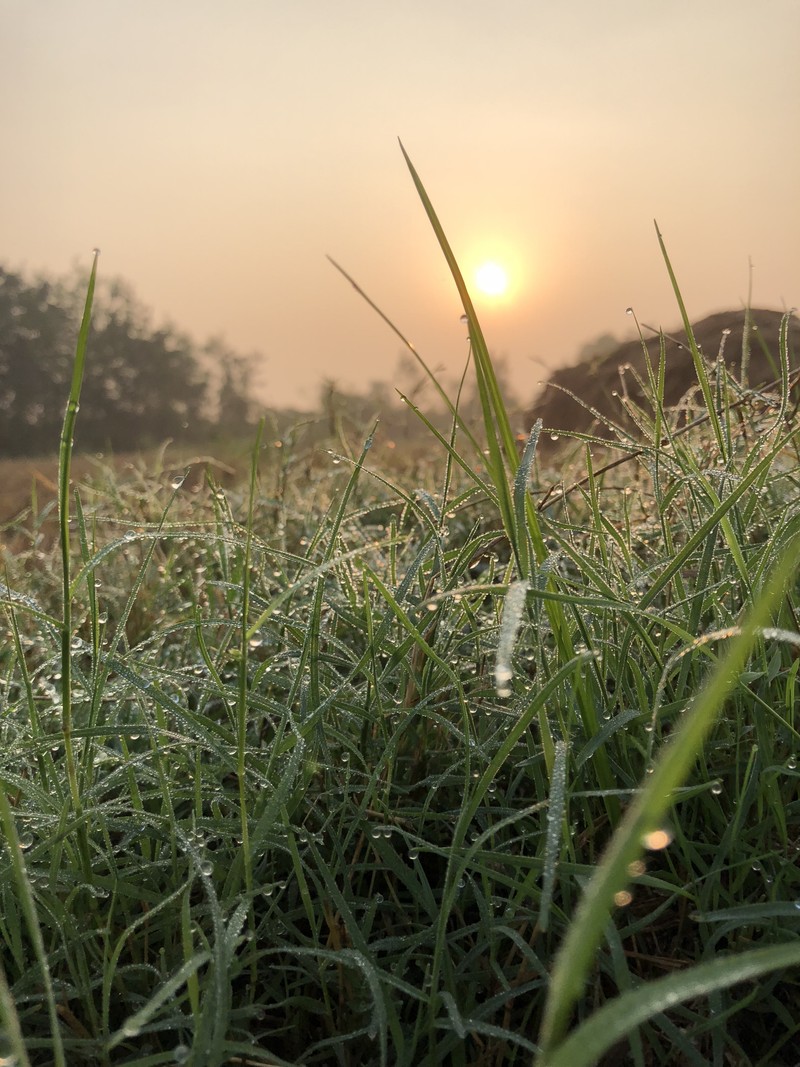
[3,0,798,410]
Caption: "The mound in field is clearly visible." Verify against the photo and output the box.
[526,308,799,448]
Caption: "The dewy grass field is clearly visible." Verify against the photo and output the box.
[1,148,799,1066]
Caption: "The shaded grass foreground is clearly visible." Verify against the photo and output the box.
[1,161,800,1064]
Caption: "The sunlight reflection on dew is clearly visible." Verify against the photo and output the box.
[642,828,672,850]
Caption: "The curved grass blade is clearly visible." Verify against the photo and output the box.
[537,530,800,1058]
[543,941,800,1067]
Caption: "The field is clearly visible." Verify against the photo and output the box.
[1,153,799,1067]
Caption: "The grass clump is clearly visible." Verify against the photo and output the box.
[1,151,800,1066]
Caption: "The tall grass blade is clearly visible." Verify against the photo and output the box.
[398,140,541,575]
[654,223,725,456]
[57,249,98,878]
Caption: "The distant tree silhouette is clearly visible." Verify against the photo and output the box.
[0,265,259,456]
[0,267,76,455]
[203,338,259,429]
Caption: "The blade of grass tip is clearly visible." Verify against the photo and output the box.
[765,308,794,433]
[398,142,520,550]
[537,530,800,1060]
[58,248,98,881]
[398,144,516,457]
[654,222,725,456]
[0,783,66,1067]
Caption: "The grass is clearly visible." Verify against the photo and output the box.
[1,148,799,1066]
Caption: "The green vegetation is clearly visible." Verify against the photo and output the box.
[1,151,799,1066]
[0,265,260,457]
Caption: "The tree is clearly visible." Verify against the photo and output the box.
[0,267,77,454]
[0,265,258,456]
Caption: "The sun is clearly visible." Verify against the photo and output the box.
[474,260,509,298]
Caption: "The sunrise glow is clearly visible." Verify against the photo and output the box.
[474,261,509,297]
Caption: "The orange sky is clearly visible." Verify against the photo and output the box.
[3,1,798,410]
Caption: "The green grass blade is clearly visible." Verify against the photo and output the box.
[0,783,66,1066]
[57,249,98,879]
[398,141,526,569]
[654,222,725,456]
[543,942,800,1067]
[537,530,800,1058]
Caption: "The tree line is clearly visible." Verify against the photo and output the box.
[0,265,260,456]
